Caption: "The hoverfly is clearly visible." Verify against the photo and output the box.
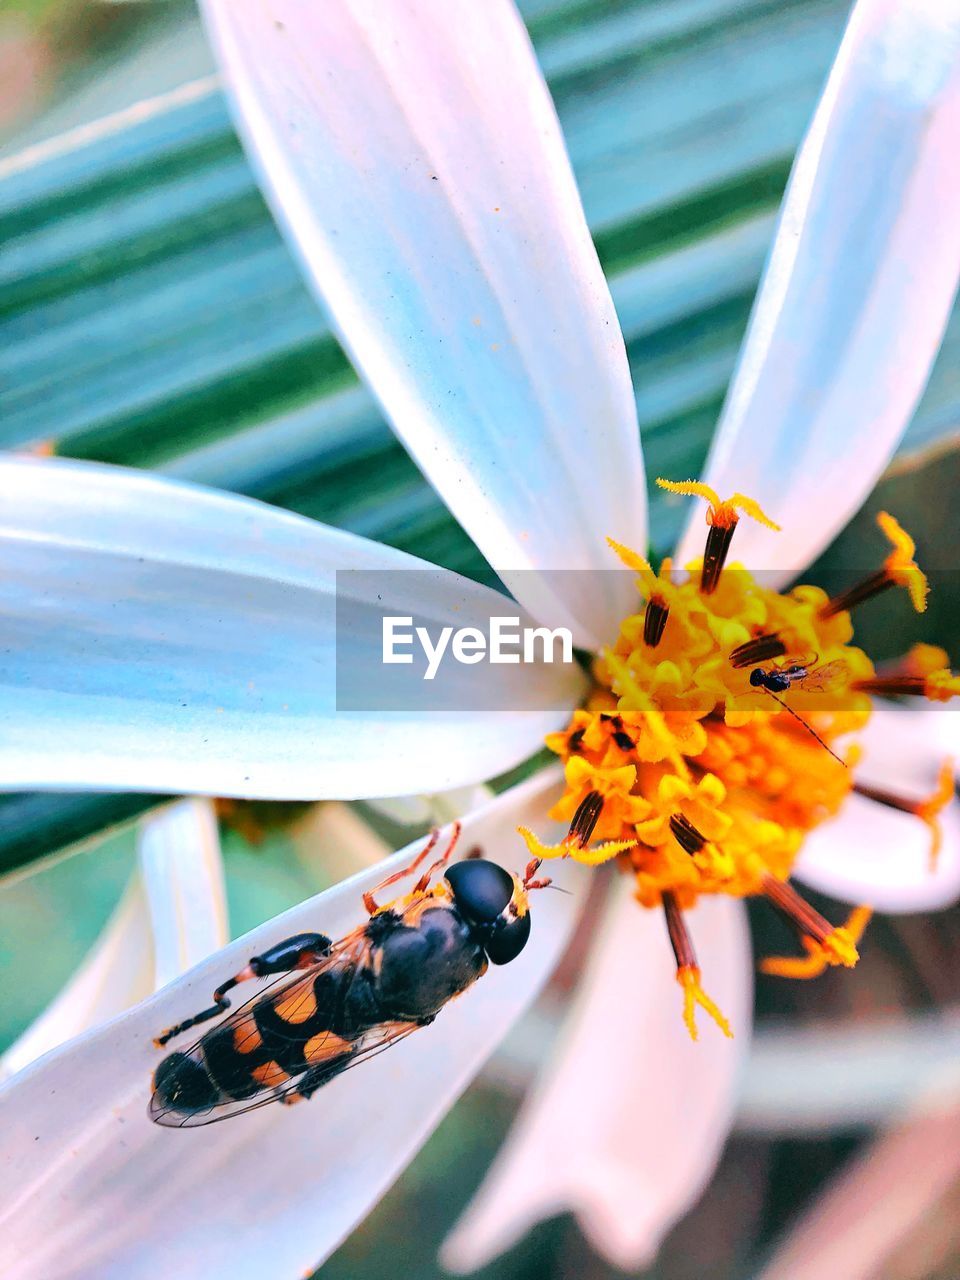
[745,656,848,765]
[149,824,549,1127]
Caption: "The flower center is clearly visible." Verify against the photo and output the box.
[520,479,958,1038]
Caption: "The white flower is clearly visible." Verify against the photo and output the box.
[1,1,960,1278]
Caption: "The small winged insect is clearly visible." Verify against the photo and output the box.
[149,824,550,1127]
[745,657,848,764]
[748,659,847,695]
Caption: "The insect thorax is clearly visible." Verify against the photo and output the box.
[372,902,488,1022]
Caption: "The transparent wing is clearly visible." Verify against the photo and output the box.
[796,660,848,691]
[149,1017,423,1128]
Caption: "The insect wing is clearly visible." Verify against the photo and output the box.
[149,927,369,1128]
[795,660,847,692]
[150,1016,422,1128]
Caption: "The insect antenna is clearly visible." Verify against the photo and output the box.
[763,690,846,767]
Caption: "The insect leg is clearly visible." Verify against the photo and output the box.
[152,931,332,1047]
[362,822,462,913]
[763,691,846,766]
[412,820,463,893]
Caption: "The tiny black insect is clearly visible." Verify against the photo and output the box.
[748,659,845,694]
[746,659,847,765]
[149,825,550,1127]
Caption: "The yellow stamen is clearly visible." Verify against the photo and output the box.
[655,478,780,530]
[516,826,636,866]
[761,905,872,978]
[877,511,929,613]
[916,760,955,870]
[677,965,733,1041]
[606,537,660,590]
[926,671,960,702]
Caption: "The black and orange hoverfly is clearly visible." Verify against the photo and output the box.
[149,824,550,1127]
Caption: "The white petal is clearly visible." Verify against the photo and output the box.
[756,1100,960,1280]
[289,802,392,885]
[201,0,645,648]
[0,771,583,1280]
[675,0,960,577]
[442,881,752,1273]
[0,456,584,798]
[794,705,960,912]
[365,784,493,829]
[739,1011,960,1135]
[0,878,153,1081]
[137,799,229,988]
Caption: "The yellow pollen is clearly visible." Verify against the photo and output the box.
[516,825,636,865]
[677,966,733,1040]
[655,477,780,530]
[877,511,929,612]
[761,905,872,978]
[605,538,661,593]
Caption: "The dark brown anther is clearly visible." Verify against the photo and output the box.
[700,521,737,594]
[643,595,670,646]
[669,813,707,855]
[819,569,893,619]
[851,675,926,697]
[730,632,787,669]
[567,790,605,848]
[852,780,920,815]
[567,727,586,753]
[662,890,697,970]
[762,874,834,945]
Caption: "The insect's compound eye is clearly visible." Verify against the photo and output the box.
[484,911,531,965]
[749,668,764,687]
[445,859,514,924]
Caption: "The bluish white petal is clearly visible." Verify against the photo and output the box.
[442,881,752,1273]
[675,0,960,577]
[137,799,229,988]
[0,456,584,798]
[794,704,960,912]
[201,0,645,648]
[0,878,153,1081]
[0,771,583,1280]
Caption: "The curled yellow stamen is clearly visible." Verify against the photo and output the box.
[916,760,956,870]
[821,512,929,619]
[656,478,779,595]
[606,538,660,588]
[677,966,733,1041]
[517,826,635,866]
[761,905,872,979]
[655,478,780,531]
[855,760,955,869]
[877,511,929,613]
